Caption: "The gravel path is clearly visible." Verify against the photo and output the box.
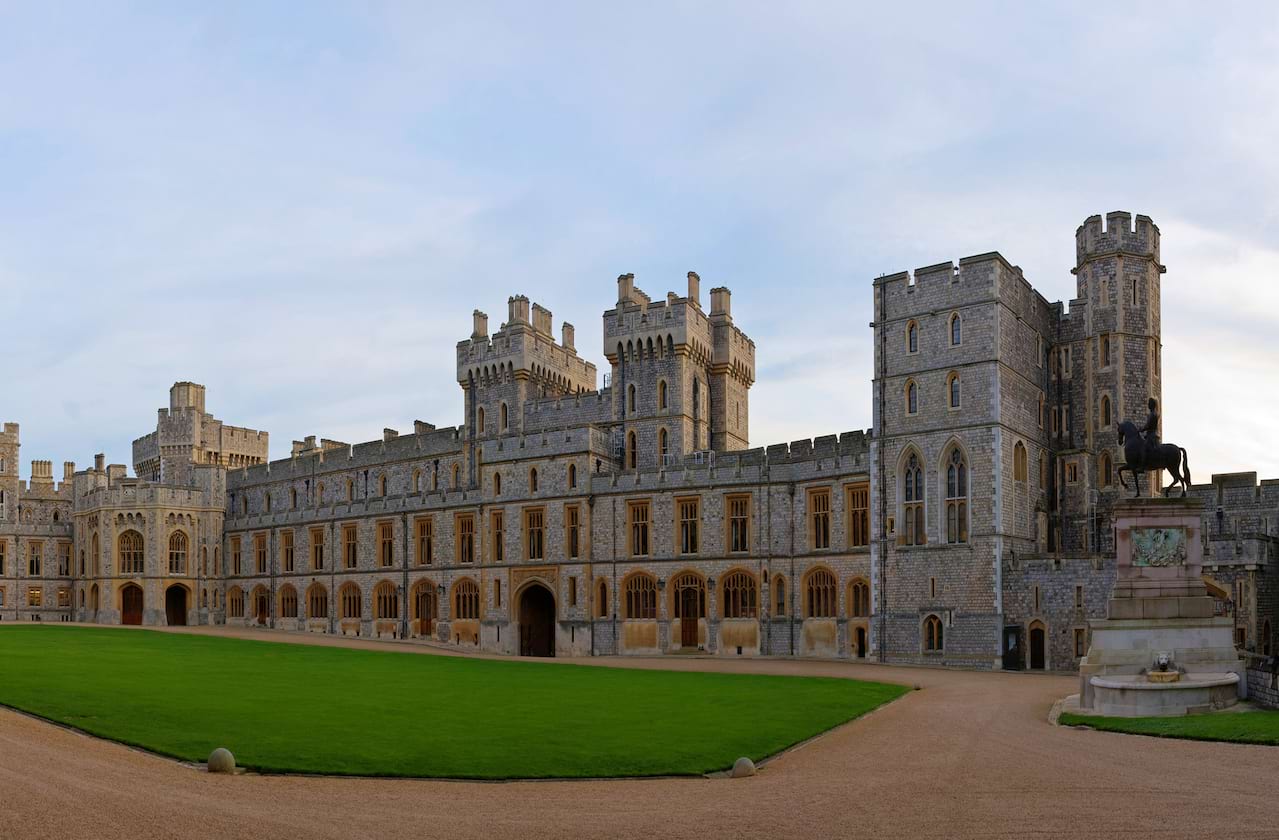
[2,625,1275,839]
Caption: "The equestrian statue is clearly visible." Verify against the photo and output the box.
[1116,397,1191,497]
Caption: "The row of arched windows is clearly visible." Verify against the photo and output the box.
[905,312,962,355]
[897,444,969,546]
[602,570,873,620]
[903,372,962,416]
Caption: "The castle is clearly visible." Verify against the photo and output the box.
[1,213,1274,669]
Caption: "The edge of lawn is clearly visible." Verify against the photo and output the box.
[0,627,913,781]
[1057,710,1279,747]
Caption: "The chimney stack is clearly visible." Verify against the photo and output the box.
[710,286,732,317]
[508,295,530,325]
[472,310,489,339]
[562,322,576,352]
[687,271,701,305]
[94,453,105,472]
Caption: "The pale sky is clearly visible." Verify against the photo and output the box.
[3,3,1278,482]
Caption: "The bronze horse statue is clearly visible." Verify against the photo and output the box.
[1116,420,1191,497]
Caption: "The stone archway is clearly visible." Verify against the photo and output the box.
[518,583,556,658]
[121,584,144,626]
[165,585,188,626]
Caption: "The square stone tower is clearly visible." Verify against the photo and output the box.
[603,272,754,472]
[132,383,269,486]
[0,423,18,523]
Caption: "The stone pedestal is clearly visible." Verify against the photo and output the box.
[1078,497,1244,716]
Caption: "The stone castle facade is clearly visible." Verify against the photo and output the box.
[1,212,1275,669]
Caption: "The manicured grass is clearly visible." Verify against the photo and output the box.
[1059,710,1279,746]
[0,626,907,778]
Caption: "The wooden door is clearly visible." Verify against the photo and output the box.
[856,627,867,658]
[680,587,699,647]
[1002,626,1022,671]
[417,590,435,637]
[1030,626,1046,670]
[256,594,269,625]
[121,586,143,625]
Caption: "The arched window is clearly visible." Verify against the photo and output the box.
[906,320,918,354]
[627,383,637,414]
[1014,442,1028,483]
[493,473,501,496]
[413,470,422,492]
[279,585,298,618]
[340,584,362,619]
[346,479,354,502]
[264,494,271,513]
[1101,395,1112,428]
[624,573,657,619]
[291,488,298,509]
[924,614,944,652]
[773,575,787,616]
[317,482,325,507]
[849,579,870,618]
[529,468,538,493]
[168,531,188,575]
[1039,452,1049,490]
[307,584,328,619]
[945,447,968,545]
[451,464,460,489]
[902,452,925,546]
[721,571,758,619]
[805,568,836,618]
[596,579,609,618]
[671,573,706,619]
[477,406,485,435]
[568,463,577,488]
[1038,394,1045,428]
[500,402,509,431]
[91,533,100,576]
[947,372,961,409]
[658,428,668,459]
[375,581,398,620]
[453,579,480,620]
[658,380,668,410]
[227,587,245,618]
[949,312,962,345]
[905,380,918,415]
[118,531,144,575]
[379,475,388,496]
[1100,451,1114,488]
[627,431,637,469]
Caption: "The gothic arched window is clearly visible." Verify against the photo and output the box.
[949,313,962,346]
[906,380,918,416]
[906,320,918,354]
[903,452,925,546]
[945,447,968,544]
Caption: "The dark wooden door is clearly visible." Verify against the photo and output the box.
[255,594,269,625]
[121,586,143,625]
[519,585,555,657]
[417,591,435,637]
[856,627,867,658]
[165,587,187,626]
[1030,626,1046,670]
[680,587,699,647]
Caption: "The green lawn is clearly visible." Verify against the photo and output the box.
[1059,710,1279,746]
[0,626,906,779]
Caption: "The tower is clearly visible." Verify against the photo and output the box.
[0,423,18,523]
[603,272,754,472]
[1057,212,1164,546]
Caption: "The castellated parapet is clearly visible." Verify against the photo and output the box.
[132,381,268,485]
[1075,212,1162,269]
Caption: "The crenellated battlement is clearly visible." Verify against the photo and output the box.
[1075,211,1161,266]
[456,294,597,391]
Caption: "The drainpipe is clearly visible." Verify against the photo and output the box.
[401,511,410,640]
[611,495,618,655]
[588,494,596,657]
[789,482,796,657]
[876,281,888,663]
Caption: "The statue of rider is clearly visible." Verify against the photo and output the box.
[1141,397,1160,456]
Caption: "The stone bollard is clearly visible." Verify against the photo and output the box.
[730,757,756,778]
[207,747,236,774]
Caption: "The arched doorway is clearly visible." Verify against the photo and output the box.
[414,583,438,638]
[855,626,867,658]
[165,586,188,626]
[518,583,555,657]
[253,587,270,625]
[121,584,144,626]
[1029,621,1047,670]
[89,584,100,619]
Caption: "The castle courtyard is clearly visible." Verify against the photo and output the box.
[2,625,1277,840]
